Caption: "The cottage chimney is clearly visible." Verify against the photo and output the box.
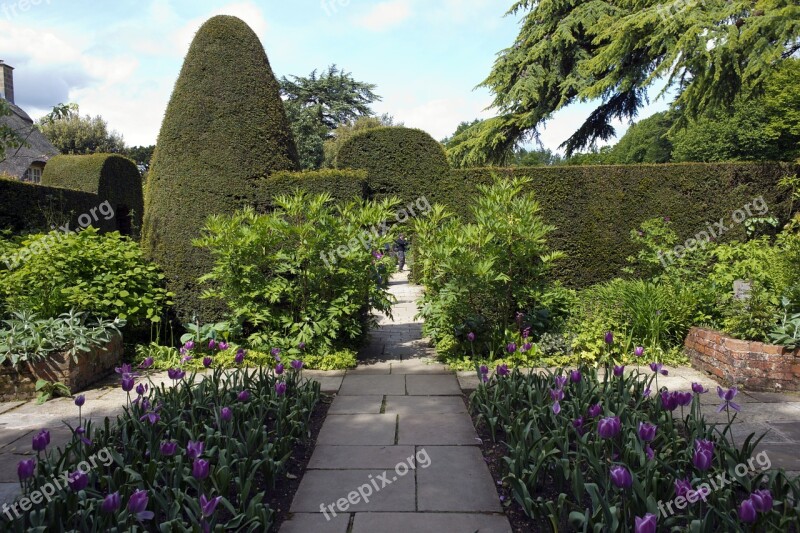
[0,60,14,104]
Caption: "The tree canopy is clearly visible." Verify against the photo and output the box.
[447,0,800,167]
[37,103,125,155]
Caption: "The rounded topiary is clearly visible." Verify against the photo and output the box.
[41,153,143,237]
[335,126,449,204]
[142,15,298,321]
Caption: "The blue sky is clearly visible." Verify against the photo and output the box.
[1,0,670,151]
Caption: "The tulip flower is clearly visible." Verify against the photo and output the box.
[634,346,644,357]
[135,383,148,396]
[554,376,568,390]
[506,342,517,354]
[32,429,50,452]
[121,375,135,392]
[101,491,121,513]
[115,363,136,377]
[184,341,195,351]
[634,514,657,533]
[74,395,85,407]
[275,363,285,375]
[139,412,160,425]
[604,332,614,345]
[692,382,708,394]
[637,422,657,442]
[738,498,757,523]
[587,403,602,418]
[218,342,229,351]
[68,470,88,491]
[570,370,582,383]
[291,360,304,371]
[660,392,678,411]
[750,489,773,512]
[128,489,154,521]
[200,494,222,517]
[237,390,250,402]
[645,445,655,461]
[298,342,306,350]
[167,368,185,381]
[692,448,713,471]
[522,342,532,352]
[572,417,584,431]
[549,388,564,402]
[192,458,210,480]
[552,401,561,415]
[479,365,489,376]
[271,348,281,357]
[160,441,178,456]
[610,465,632,489]
[180,354,193,364]
[208,339,217,350]
[139,357,154,369]
[187,440,204,460]
[675,391,693,407]
[674,478,692,498]
[220,407,232,422]
[717,386,741,413]
[275,381,287,396]
[17,458,35,480]
[235,349,246,364]
[467,332,476,342]
[613,365,625,377]
[649,363,668,376]
[496,364,509,377]
[203,356,213,368]
[598,417,621,439]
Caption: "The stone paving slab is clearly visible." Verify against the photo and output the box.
[327,396,384,415]
[338,375,406,396]
[417,446,503,512]
[389,360,450,375]
[0,402,24,415]
[406,374,461,396]
[346,362,392,375]
[351,513,512,533]
[278,512,350,533]
[384,396,466,416]
[398,413,479,445]
[316,415,397,446]
[290,469,415,512]
[308,446,416,470]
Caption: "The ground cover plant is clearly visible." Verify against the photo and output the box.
[5,359,319,532]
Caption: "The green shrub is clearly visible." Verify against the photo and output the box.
[255,168,367,210]
[0,228,172,326]
[335,126,450,204]
[194,192,398,352]
[41,153,143,237]
[142,15,298,322]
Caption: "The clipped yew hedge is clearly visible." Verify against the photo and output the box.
[336,126,449,203]
[255,169,367,210]
[448,162,797,288]
[142,15,298,321]
[42,153,143,237]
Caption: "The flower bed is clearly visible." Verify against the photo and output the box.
[4,362,319,531]
[470,363,800,531]
[0,334,122,401]
[686,327,800,392]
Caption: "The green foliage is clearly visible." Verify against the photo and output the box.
[413,177,564,359]
[323,114,396,168]
[769,297,800,349]
[0,310,122,367]
[721,282,780,342]
[607,112,674,164]
[258,168,367,209]
[37,103,125,155]
[35,379,72,404]
[335,126,450,203]
[0,228,172,326]
[142,15,299,322]
[280,65,381,170]
[0,178,103,235]
[179,320,238,346]
[41,153,144,237]
[460,0,800,162]
[194,192,398,352]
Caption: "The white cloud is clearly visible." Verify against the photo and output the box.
[378,93,494,141]
[353,0,412,31]
[173,2,269,58]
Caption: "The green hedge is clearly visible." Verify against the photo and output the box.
[142,15,298,321]
[0,177,106,235]
[255,169,368,210]
[336,126,450,203]
[448,163,798,288]
[41,153,143,237]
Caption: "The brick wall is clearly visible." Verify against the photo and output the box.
[0,334,122,401]
[685,327,800,392]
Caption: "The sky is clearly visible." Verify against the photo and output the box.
[0,0,671,152]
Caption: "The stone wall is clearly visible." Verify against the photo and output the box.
[0,334,122,401]
[685,327,800,392]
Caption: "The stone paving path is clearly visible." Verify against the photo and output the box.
[279,272,512,532]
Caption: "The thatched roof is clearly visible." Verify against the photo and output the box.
[0,103,59,179]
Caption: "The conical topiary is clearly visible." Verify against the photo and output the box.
[142,15,298,321]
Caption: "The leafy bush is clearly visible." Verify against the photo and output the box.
[0,228,172,327]
[413,177,564,359]
[0,310,122,367]
[194,192,398,352]
[5,365,319,531]
[768,297,800,350]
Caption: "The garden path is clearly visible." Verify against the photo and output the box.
[280,271,513,533]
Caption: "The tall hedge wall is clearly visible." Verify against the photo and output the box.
[142,15,299,321]
[336,127,449,203]
[0,178,105,234]
[254,169,368,210]
[448,163,797,288]
[41,153,143,237]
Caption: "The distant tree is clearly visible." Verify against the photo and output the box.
[607,112,675,164]
[280,65,381,169]
[509,147,563,166]
[125,145,155,172]
[441,119,482,146]
[38,103,125,155]
[563,146,615,166]
[323,114,397,168]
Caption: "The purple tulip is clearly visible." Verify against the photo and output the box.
[274,363,284,375]
[101,491,121,513]
[522,342,532,352]
[674,478,692,498]
[73,395,85,407]
[121,375,135,392]
[750,489,772,512]
[613,365,625,377]
[645,445,655,460]
[552,401,561,415]
[68,470,89,491]
[128,489,154,521]
[237,390,250,402]
[675,391,693,407]
[140,411,160,425]
[200,494,223,517]
[572,417,584,431]
[638,422,657,442]
[692,448,713,471]
[587,403,602,418]
[135,383,148,396]
[115,363,136,377]
[291,360,304,371]
[643,387,652,398]
[604,331,614,345]
[634,513,657,533]
[692,382,708,394]
[184,341,195,351]
[610,465,632,489]
[180,354,192,364]
[496,364,510,377]
[235,349,246,364]
[32,429,50,451]
[717,386,741,412]
[220,407,232,422]
[139,357,154,369]
[506,342,517,354]
[522,327,531,339]
[208,339,217,350]
[634,346,644,357]
[570,370,582,383]
[554,376,568,389]
[549,388,564,402]
[598,417,621,439]
[187,440,204,460]
[738,498,757,523]
[275,381,287,396]
[467,332,476,342]
[479,365,489,376]
[160,440,178,456]
[218,342,229,351]
[203,356,213,368]
[649,362,668,376]
[167,368,185,381]
[271,348,281,357]
[660,392,678,411]
[17,458,35,480]
[298,342,306,350]
[192,458,210,480]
